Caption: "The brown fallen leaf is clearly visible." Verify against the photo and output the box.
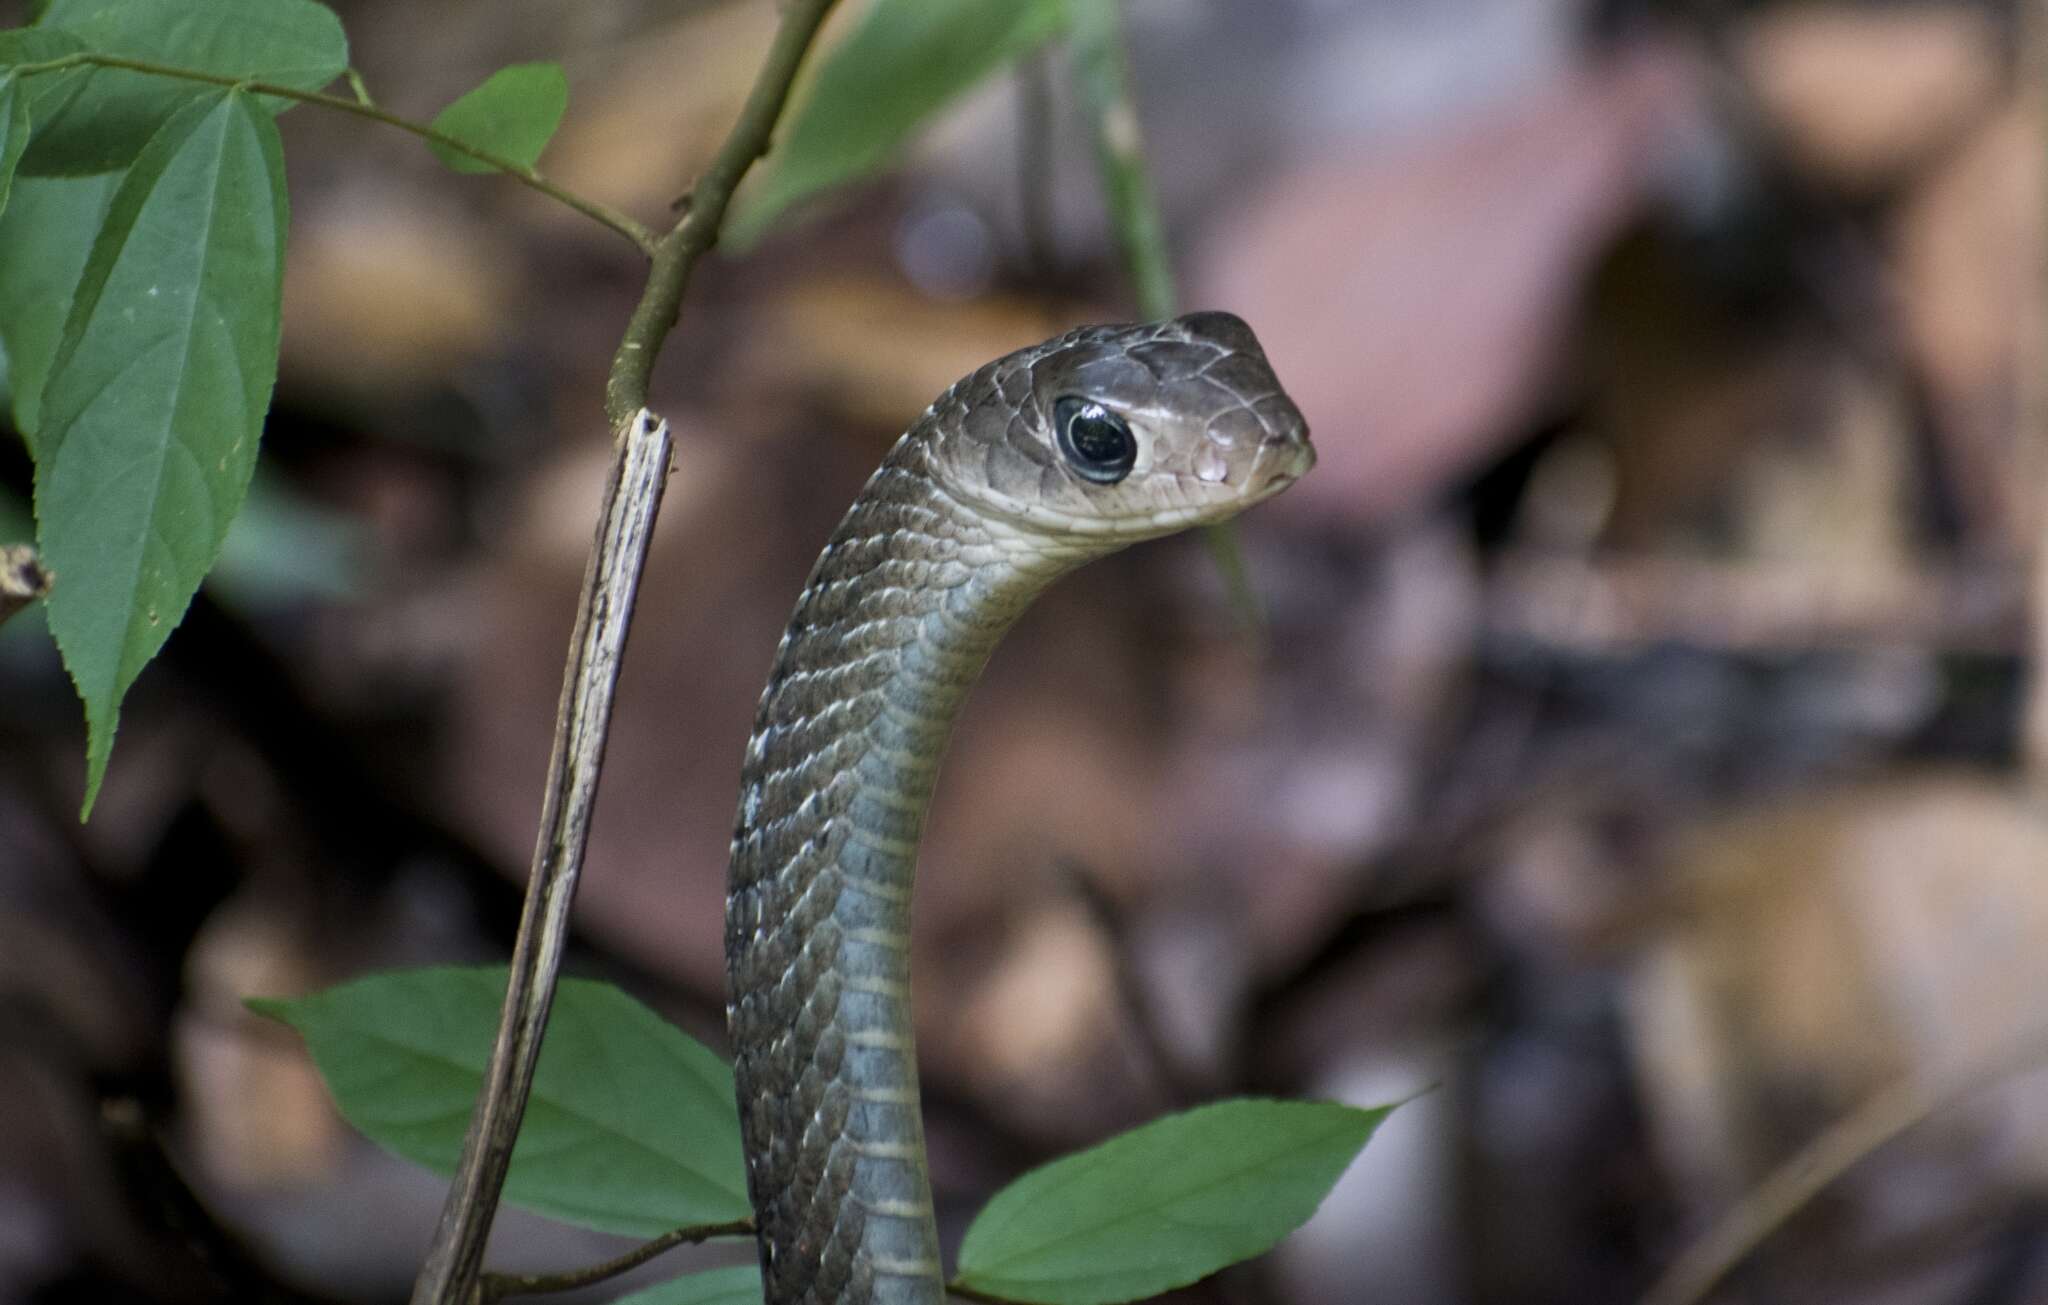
[1736,2,2003,194]
[1628,776,2048,1291]
[1193,42,1707,524]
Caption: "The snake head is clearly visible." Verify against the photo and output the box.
[920,311,1313,540]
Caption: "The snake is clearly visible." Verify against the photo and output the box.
[724,311,1312,1305]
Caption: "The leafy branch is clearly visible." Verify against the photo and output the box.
[260,967,1394,1305]
[603,0,848,423]
[409,4,843,1302]
[9,50,653,251]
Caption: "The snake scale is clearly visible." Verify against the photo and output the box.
[725,312,1312,1305]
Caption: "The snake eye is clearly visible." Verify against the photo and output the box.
[1053,396,1137,485]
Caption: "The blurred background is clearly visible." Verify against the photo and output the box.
[4,0,2047,1301]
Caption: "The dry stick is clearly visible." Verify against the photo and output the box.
[1055,858,1208,1108]
[409,410,674,1305]
[1637,1028,2048,1305]
[410,7,842,1302]
[0,545,50,628]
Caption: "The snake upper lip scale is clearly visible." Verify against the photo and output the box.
[724,311,1312,1305]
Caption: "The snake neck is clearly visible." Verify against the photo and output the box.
[726,448,1080,1305]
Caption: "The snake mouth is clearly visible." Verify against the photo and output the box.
[1246,423,1315,500]
[1270,436,1316,487]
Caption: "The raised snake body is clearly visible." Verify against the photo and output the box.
[725,312,1311,1305]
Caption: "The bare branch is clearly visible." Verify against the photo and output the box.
[1639,1028,2048,1305]
[409,6,843,1301]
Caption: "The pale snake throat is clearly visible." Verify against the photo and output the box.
[725,312,1312,1305]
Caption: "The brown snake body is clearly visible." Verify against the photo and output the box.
[725,312,1311,1305]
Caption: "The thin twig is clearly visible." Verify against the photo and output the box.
[476,1218,754,1301]
[1638,1028,2048,1305]
[604,0,841,426]
[9,52,655,252]
[409,5,843,1302]
[1055,858,1208,1107]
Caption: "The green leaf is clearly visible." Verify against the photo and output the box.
[34,90,286,816]
[0,486,32,544]
[0,30,87,193]
[208,472,367,609]
[725,0,1069,247]
[251,966,750,1238]
[0,169,120,444]
[0,74,30,220]
[427,62,567,175]
[1066,0,1173,322]
[614,1267,764,1305]
[0,26,88,71]
[955,1098,1392,1305]
[0,26,87,130]
[23,0,346,175]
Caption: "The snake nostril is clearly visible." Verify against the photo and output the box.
[1261,425,1309,456]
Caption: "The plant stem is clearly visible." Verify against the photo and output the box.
[1055,857,1208,1107]
[1066,0,1174,322]
[1638,1026,2048,1305]
[10,52,655,253]
[409,5,842,1302]
[603,0,841,425]
[477,1218,754,1301]
[1066,0,1262,633]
